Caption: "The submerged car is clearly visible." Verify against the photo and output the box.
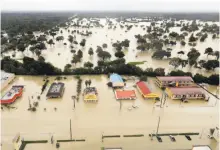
[185,135,192,141]
[156,136,162,142]
[169,135,176,142]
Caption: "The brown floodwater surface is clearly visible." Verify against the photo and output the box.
[1,75,219,150]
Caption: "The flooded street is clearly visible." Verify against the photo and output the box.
[1,75,219,150]
[2,18,219,76]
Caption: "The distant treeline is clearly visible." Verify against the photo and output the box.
[75,11,219,21]
[1,12,73,37]
[1,57,219,85]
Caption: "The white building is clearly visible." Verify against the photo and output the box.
[1,70,15,92]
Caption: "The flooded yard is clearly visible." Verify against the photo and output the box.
[1,75,219,150]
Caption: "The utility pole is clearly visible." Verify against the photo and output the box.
[156,116,161,135]
[70,119,72,140]
[120,100,122,110]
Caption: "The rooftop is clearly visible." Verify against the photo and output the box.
[1,70,15,85]
[168,87,204,95]
[192,145,211,150]
[84,87,98,95]
[1,85,24,104]
[110,73,123,83]
[46,82,64,97]
[136,81,151,95]
[115,90,136,100]
[156,76,193,82]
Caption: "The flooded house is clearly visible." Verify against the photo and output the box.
[1,70,15,92]
[114,90,136,100]
[155,76,195,88]
[83,87,98,102]
[166,87,206,100]
[1,85,24,104]
[46,82,65,98]
[136,81,159,99]
[109,73,124,88]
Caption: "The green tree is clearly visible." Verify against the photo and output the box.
[88,48,94,56]
[37,35,47,42]
[48,39,54,46]
[17,43,26,52]
[68,35,74,43]
[98,51,111,60]
[102,43,108,48]
[38,56,45,62]
[213,51,219,60]
[77,50,83,59]
[204,47,213,57]
[35,49,41,58]
[80,39,86,47]
[187,48,200,66]
[189,33,197,42]
[180,40,186,46]
[71,55,80,64]
[1,37,8,45]
[50,32,56,38]
[84,61,94,68]
[203,60,219,70]
[169,57,182,69]
[115,51,125,58]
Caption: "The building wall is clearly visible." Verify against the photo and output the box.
[1,74,15,92]
[156,78,195,88]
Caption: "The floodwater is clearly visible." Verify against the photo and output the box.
[1,75,219,150]
[2,18,219,76]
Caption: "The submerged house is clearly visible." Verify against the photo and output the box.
[1,85,24,104]
[46,82,65,98]
[115,90,136,100]
[166,87,206,100]
[109,73,124,88]
[136,81,159,99]
[83,87,98,102]
[1,70,15,92]
[155,76,195,88]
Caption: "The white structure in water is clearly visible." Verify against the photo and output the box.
[1,70,15,92]
[12,133,22,150]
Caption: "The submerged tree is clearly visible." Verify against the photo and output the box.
[88,48,94,56]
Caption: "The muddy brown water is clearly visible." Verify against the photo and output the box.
[2,18,219,76]
[1,75,219,150]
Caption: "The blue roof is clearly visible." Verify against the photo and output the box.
[110,74,123,83]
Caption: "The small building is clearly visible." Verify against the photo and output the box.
[46,82,65,98]
[110,73,124,88]
[136,81,159,99]
[104,148,122,150]
[12,133,22,150]
[1,70,15,92]
[83,87,98,102]
[213,127,219,142]
[1,85,24,104]
[192,145,212,150]
[115,90,136,100]
[155,76,195,88]
[166,87,205,100]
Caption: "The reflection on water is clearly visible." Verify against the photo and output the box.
[1,75,219,150]
[2,18,219,76]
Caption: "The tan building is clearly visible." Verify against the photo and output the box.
[156,76,195,88]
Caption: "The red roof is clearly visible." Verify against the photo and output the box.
[156,76,193,82]
[136,81,151,95]
[115,90,136,100]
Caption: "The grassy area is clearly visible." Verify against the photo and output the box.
[127,61,146,65]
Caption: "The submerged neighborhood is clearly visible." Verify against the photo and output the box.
[0,8,219,150]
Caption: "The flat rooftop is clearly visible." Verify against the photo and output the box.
[1,86,24,101]
[46,82,64,97]
[156,76,193,82]
[1,70,15,85]
[168,87,204,95]
[115,90,136,99]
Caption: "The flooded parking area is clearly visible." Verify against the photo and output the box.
[1,75,219,150]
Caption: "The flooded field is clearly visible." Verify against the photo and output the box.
[2,18,219,76]
[1,75,219,150]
